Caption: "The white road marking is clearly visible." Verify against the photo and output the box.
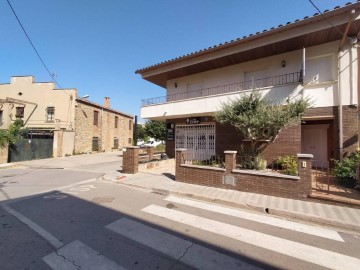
[142,205,360,270]
[165,195,344,242]
[106,218,260,270]
[43,240,125,270]
[43,193,68,200]
[1,203,63,249]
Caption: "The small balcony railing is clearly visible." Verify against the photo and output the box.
[141,72,301,107]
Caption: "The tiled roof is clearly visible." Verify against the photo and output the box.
[135,1,358,74]
[76,97,133,119]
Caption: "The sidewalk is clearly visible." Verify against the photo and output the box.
[104,170,360,232]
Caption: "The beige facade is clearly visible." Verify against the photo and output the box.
[0,76,76,131]
[0,76,133,159]
[74,98,133,154]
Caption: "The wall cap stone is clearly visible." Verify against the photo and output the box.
[176,148,187,152]
[297,153,314,159]
[232,169,300,180]
[180,164,226,172]
[224,151,237,154]
[126,146,140,149]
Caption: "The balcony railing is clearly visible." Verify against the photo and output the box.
[141,72,301,106]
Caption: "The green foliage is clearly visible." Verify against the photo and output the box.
[214,91,310,156]
[274,155,298,176]
[144,120,166,141]
[136,124,148,141]
[332,150,360,188]
[0,119,24,148]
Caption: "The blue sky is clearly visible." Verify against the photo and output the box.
[0,0,353,121]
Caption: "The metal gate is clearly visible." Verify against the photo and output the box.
[175,124,215,161]
[9,138,54,162]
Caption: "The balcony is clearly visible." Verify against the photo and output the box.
[141,72,302,107]
[141,72,303,120]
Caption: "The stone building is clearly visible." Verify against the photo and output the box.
[74,97,133,154]
[0,76,133,162]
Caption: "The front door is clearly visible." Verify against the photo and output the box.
[175,124,215,160]
[301,125,328,167]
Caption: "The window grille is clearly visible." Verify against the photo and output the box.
[175,124,215,161]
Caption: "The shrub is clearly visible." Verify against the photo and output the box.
[274,156,298,176]
[332,150,360,188]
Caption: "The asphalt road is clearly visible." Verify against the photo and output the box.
[1,153,360,269]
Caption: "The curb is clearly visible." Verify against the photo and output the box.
[102,175,360,233]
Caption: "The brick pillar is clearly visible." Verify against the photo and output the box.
[147,146,154,161]
[224,151,237,173]
[297,154,313,198]
[122,146,140,174]
[175,148,186,180]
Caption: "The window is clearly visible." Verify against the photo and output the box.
[115,116,118,128]
[113,138,119,149]
[46,107,55,122]
[94,111,99,126]
[129,120,132,130]
[15,107,24,118]
[128,138,132,144]
[0,110,3,126]
[92,137,99,151]
[305,56,333,83]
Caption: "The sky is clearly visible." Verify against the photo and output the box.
[0,0,354,121]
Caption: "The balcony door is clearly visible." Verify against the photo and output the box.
[175,124,215,160]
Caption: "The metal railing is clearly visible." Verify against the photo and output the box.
[141,72,301,106]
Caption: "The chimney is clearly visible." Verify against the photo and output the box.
[104,97,110,108]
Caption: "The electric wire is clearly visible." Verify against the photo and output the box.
[6,0,73,98]
[307,0,350,39]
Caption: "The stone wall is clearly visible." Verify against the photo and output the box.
[0,147,8,164]
[74,101,133,154]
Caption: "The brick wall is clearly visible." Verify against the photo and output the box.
[166,105,358,161]
[122,147,139,174]
[74,101,133,154]
[175,149,312,200]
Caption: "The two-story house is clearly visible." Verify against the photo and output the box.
[136,2,360,166]
[0,76,133,161]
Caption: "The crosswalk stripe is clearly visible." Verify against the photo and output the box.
[164,195,344,242]
[142,204,360,270]
[43,240,125,270]
[106,217,261,270]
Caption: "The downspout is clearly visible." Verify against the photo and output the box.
[337,9,355,159]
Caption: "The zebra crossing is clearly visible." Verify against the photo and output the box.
[43,195,360,270]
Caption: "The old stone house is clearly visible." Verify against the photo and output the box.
[74,97,133,154]
[0,76,133,161]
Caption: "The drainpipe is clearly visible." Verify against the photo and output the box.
[337,9,355,159]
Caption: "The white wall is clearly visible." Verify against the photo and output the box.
[142,41,358,120]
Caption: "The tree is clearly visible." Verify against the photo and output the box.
[0,119,25,148]
[136,124,148,141]
[214,91,310,157]
[144,120,166,141]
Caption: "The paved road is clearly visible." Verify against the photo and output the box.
[1,153,360,269]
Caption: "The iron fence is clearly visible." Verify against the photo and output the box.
[141,72,301,106]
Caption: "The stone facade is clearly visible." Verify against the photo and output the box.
[74,99,133,154]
